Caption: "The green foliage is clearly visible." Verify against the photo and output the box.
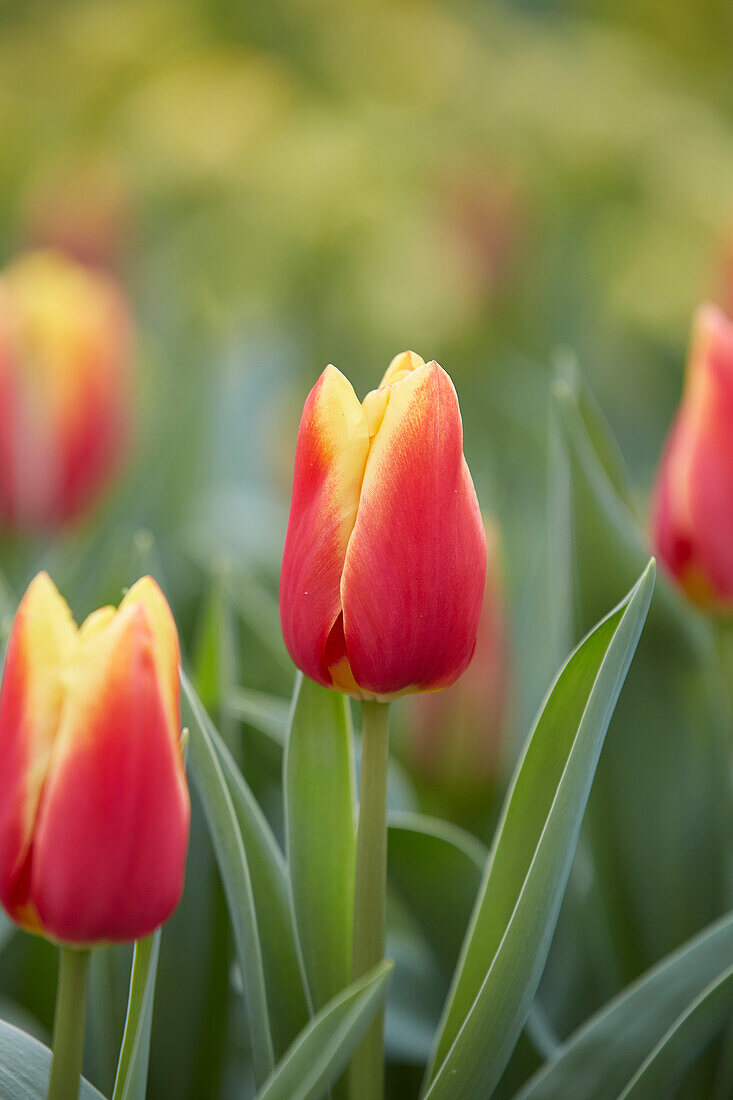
[284,674,356,1014]
[111,934,160,1100]
[256,962,393,1100]
[183,673,275,1086]
[517,911,733,1100]
[423,562,655,1099]
[0,1020,103,1100]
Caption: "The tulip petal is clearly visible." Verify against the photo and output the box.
[340,362,486,697]
[0,573,76,928]
[120,575,181,735]
[653,305,733,605]
[280,366,370,686]
[30,604,189,943]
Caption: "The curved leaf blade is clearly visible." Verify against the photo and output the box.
[183,672,274,1086]
[257,961,393,1100]
[284,674,356,1013]
[516,911,733,1100]
[618,966,733,1100]
[112,933,160,1100]
[423,561,655,1099]
[210,711,310,1054]
[0,1020,103,1100]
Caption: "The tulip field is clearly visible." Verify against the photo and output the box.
[0,2,732,1100]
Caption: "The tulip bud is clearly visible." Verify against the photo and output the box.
[0,573,190,944]
[404,519,509,796]
[0,250,131,529]
[280,352,486,700]
[651,304,733,609]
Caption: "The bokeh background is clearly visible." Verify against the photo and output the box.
[0,0,731,1097]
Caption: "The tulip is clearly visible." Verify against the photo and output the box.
[0,250,131,529]
[281,351,485,1100]
[651,304,733,609]
[280,351,487,700]
[0,572,190,945]
[405,518,509,801]
[22,156,133,271]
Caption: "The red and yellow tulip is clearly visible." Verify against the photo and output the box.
[280,352,487,699]
[0,574,189,944]
[0,250,131,529]
[652,304,733,609]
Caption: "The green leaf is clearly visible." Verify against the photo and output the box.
[256,961,393,1100]
[516,911,733,1100]
[208,705,310,1055]
[387,812,485,976]
[112,933,160,1100]
[183,672,274,1086]
[618,966,733,1099]
[284,674,356,1013]
[423,561,655,1100]
[0,1020,104,1099]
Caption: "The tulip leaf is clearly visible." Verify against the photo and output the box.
[515,911,733,1100]
[256,961,393,1100]
[182,672,274,1086]
[0,1020,104,1099]
[112,933,160,1100]
[423,560,655,1100]
[386,812,485,976]
[208,706,310,1055]
[284,673,356,1014]
[617,966,733,1100]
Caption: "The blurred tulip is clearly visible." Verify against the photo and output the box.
[280,351,486,700]
[441,171,525,304]
[652,304,733,608]
[0,250,131,529]
[21,156,134,271]
[0,573,190,944]
[404,519,509,796]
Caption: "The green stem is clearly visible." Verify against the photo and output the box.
[48,947,91,1100]
[349,700,390,1100]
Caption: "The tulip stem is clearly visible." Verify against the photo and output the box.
[350,699,390,1100]
[48,947,90,1100]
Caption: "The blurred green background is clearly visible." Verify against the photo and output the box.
[0,0,732,1096]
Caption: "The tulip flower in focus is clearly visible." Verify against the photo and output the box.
[280,351,486,699]
[404,519,509,799]
[0,250,131,529]
[651,304,733,609]
[0,573,190,944]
